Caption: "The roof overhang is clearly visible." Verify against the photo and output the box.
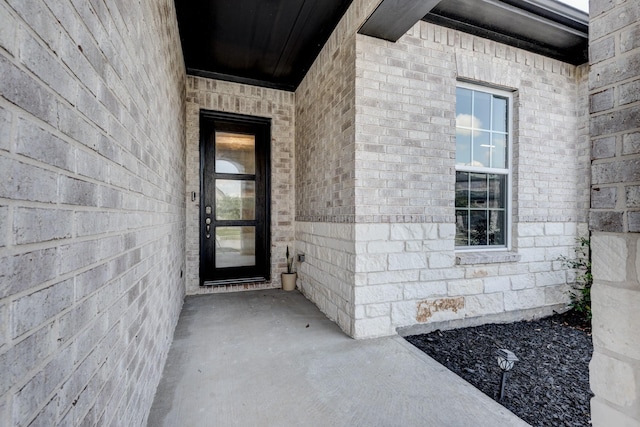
[359,0,588,65]
[175,0,588,92]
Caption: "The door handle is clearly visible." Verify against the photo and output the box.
[204,210,212,239]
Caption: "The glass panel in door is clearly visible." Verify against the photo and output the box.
[215,226,256,268]
[215,180,255,221]
[215,132,255,174]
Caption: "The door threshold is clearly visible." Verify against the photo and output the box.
[201,277,267,286]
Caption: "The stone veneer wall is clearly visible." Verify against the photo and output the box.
[295,0,380,336]
[185,76,295,294]
[0,0,186,425]
[349,22,591,338]
[588,0,640,424]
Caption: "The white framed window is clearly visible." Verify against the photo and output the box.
[455,82,512,250]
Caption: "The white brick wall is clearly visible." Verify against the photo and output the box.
[185,76,296,294]
[0,0,186,425]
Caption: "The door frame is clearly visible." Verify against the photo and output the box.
[199,109,271,285]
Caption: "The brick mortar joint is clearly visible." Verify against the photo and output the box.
[296,214,458,223]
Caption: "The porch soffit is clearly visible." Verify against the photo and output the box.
[174,0,588,92]
[359,0,589,65]
[175,0,354,91]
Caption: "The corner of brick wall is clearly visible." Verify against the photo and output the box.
[292,0,383,336]
[589,0,640,424]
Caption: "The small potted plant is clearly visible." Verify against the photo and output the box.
[281,245,297,291]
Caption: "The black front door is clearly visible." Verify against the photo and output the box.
[200,111,270,285]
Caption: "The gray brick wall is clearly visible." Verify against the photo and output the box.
[295,0,381,221]
[356,22,590,224]
[295,31,356,218]
[0,0,186,425]
[589,0,640,425]
[590,14,640,234]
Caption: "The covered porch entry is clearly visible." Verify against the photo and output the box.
[148,290,527,426]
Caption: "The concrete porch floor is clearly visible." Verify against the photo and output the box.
[147,290,529,426]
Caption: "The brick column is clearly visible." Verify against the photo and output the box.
[589,0,640,425]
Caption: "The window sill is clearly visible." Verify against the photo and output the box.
[455,251,521,265]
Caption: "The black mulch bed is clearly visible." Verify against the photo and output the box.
[405,311,593,427]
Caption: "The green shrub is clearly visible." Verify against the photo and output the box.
[558,237,592,319]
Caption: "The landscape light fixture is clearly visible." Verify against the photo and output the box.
[496,349,519,401]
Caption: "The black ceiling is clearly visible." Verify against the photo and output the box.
[175,0,353,91]
[175,0,588,92]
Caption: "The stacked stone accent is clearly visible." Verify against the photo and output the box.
[185,76,295,294]
[0,0,186,425]
[296,222,356,334]
[589,0,640,424]
[351,220,588,337]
